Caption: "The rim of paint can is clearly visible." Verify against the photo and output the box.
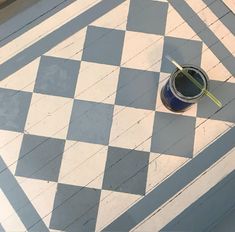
[169,64,209,103]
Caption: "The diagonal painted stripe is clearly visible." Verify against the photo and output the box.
[0,0,76,47]
[0,223,5,232]
[0,157,49,231]
[162,170,235,231]
[202,0,235,34]
[133,147,235,231]
[0,0,125,81]
[102,127,235,231]
[223,0,235,14]
[210,207,235,231]
[168,0,235,76]
[0,0,16,10]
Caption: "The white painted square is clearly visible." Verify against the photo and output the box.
[92,0,130,30]
[165,5,200,41]
[96,190,141,231]
[109,106,155,152]
[25,93,73,139]
[121,31,164,72]
[193,117,233,156]
[75,61,120,104]
[146,153,188,192]
[46,28,87,61]
[58,141,108,189]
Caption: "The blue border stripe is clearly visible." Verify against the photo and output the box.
[0,0,125,81]
[162,170,235,231]
[0,157,50,231]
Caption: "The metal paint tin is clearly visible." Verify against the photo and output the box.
[161,65,209,112]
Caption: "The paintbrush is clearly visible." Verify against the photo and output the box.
[165,55,222,108]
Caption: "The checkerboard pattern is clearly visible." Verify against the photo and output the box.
[0,0,234,231]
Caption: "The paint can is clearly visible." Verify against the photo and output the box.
[160,65,209,112]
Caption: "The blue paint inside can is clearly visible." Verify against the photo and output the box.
[161,65,209,112]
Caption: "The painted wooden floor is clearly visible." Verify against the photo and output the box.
[0,0,234,231]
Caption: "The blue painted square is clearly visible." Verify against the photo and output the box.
[0,88,32,132]
[82,26,125,66]
[151,112,196,158]
[49,184,101,231]
[161,37,203,73]
[34,56,80,98]
[102,146,150,195]
[15,134,65,182]
[115,68,159,110]
[127,0,168,35]
[67,100,114,145]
